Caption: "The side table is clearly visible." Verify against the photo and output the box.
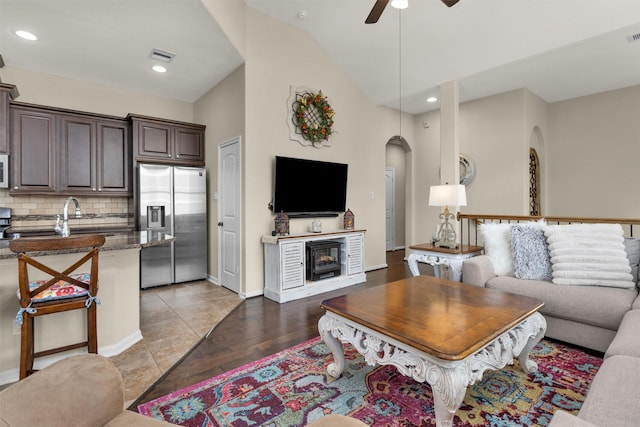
[407,243,483,281]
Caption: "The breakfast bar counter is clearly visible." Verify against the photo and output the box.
[0,232,174,384]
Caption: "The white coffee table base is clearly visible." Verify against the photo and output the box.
[318,311,546,427]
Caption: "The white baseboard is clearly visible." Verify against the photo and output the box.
[242,289,262,299]
[366,263,388,272]
[207,274,220,285]
[0,330,143,386]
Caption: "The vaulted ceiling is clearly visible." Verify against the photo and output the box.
[2,0,639,114]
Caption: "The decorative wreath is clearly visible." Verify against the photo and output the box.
[291,91,335,144]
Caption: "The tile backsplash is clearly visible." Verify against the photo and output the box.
[0,189,133,230]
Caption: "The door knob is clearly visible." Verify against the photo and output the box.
[217,221,223,226]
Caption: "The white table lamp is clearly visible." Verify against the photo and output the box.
[429,184,467,248]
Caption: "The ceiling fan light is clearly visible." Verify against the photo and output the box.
[391,0,408,10]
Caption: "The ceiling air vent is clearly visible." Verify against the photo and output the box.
[149,48,176,63]
[627,32,640,43]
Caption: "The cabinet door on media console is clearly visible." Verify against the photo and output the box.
[346,234,364,276]
[280,241,305,290]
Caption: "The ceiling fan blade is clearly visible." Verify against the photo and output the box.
[441,0,460,6]
[365,0,389,24]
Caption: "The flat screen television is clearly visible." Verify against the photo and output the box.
[273,156,348,217]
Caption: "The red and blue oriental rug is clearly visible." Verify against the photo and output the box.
[138,337,601,426]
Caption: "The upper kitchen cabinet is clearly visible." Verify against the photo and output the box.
[59,114,131,195]
[0,84,19,154]
[129,114,205,166]
[10,102,132,196]
[10,105,57,193]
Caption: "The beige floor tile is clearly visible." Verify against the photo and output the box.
[110,282,242,403]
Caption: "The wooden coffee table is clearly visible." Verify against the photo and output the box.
[318,275,546,427]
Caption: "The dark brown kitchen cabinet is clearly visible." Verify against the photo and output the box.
[129,114,205,165]
[10,106,57,193]
[0,83,19,154]
[10,102,131,196]
[60,114,130,195]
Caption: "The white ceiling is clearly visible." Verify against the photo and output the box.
[1,0,639,115]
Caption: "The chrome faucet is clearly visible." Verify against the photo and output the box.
[59,196,82,237]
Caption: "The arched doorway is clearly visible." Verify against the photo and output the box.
[385,135,410,251]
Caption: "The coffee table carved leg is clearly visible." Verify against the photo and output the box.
[318,314,346,377]
[516,312,547,374]
[427,367,468,427]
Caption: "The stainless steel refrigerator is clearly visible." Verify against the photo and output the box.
[138,164,207,288]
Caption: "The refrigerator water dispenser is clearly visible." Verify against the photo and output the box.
[147,206,165,229]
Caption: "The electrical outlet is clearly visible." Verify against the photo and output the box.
[369,192,375,200]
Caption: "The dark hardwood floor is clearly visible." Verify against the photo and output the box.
[132,249,426,409]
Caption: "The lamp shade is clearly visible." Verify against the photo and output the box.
[428,184,467,207]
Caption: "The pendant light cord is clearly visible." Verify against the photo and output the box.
[398,8,402,139]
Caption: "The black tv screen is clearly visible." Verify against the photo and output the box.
[273,156,348,217]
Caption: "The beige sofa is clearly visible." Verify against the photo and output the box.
[0,353,366,427]
[0,354,175,427]
[462,226,640,427]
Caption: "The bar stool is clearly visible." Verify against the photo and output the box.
[9,234,106,379]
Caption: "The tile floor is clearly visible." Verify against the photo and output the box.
[109,280,243,405]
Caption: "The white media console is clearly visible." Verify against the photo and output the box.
[262,229,366,303]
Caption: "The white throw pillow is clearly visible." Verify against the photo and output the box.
[544,224,634,288]
[480,222,514,276]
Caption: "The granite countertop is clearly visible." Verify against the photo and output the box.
[0,231,174,260]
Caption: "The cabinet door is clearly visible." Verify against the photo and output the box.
[135,120,173,160]
[97,120,130,194]
[280,242,305,290]
[174,125,204,163]
[10,108,57,193]
[60,114,96,193]
[346,234,364,276]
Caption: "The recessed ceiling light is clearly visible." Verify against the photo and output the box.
[427,97,438,103]
[15,30,37,41]
[152,65,167,73]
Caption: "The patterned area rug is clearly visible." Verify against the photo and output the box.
[138,337,601,426]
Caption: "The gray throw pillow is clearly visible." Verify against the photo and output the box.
[511,225,553,281]
[624,237,640,288]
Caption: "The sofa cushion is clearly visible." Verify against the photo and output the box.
[511,224,552,281]
[578,355,640,427]
[548,410,598,427]
[604,309,640,359]
[544,224,634,289]
[486,275,636,330]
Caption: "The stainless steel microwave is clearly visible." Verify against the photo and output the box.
[0,155,7,189]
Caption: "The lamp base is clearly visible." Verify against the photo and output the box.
[435,241,458,249]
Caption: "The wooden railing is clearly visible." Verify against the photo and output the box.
[456,213,640,247]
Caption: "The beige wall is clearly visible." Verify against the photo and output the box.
[240,8,413,296]
[1,66,194,121]
[547,85,640,218]
[194,65,246,281]
[412,89,552,246]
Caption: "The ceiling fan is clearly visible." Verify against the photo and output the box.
[365,0,460,24]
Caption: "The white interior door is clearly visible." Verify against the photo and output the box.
[218,137,242,293]
[385,167,395,251]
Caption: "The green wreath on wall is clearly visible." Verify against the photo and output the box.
[291,91,335,145]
